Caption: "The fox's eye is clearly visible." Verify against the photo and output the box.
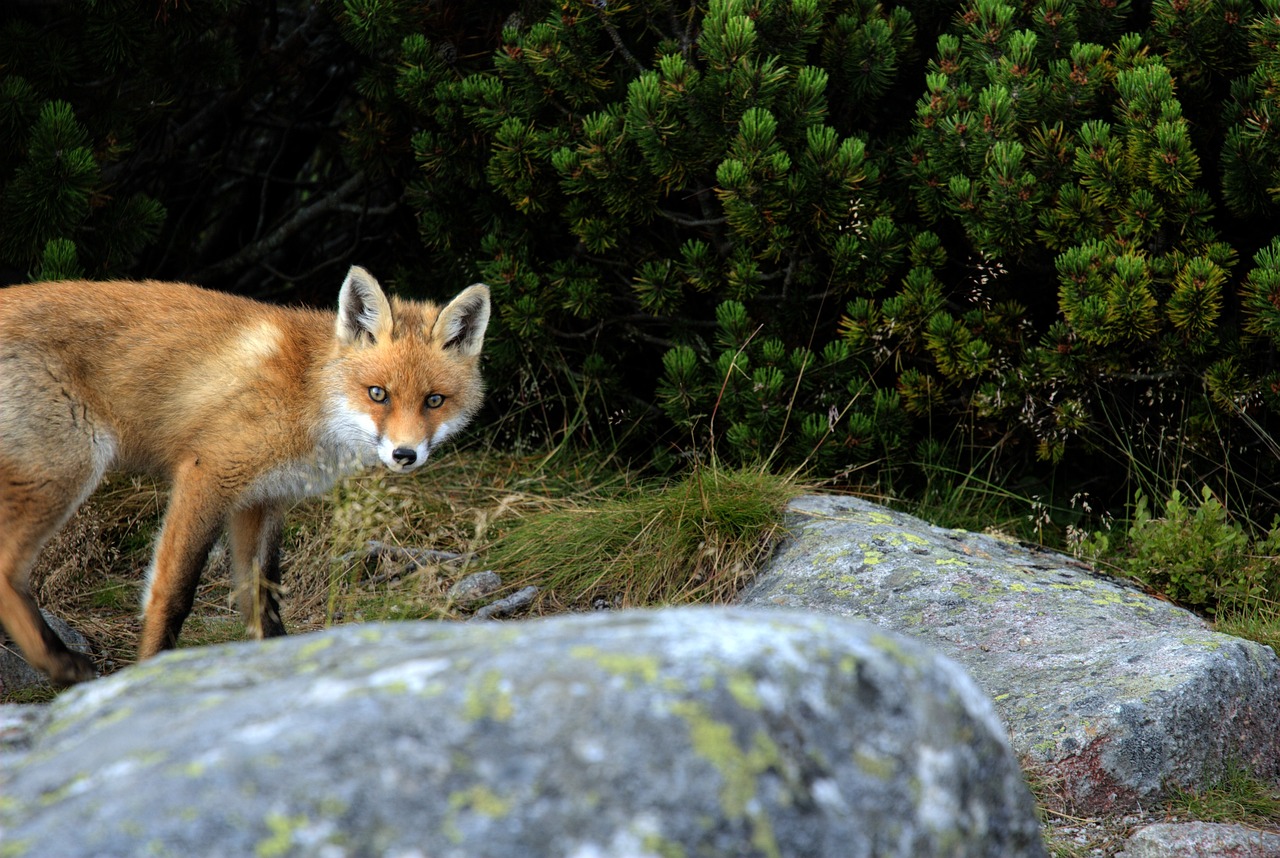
[368,386,387,403]
[425,393,445,409]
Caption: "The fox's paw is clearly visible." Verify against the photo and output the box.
[46,649,98,687]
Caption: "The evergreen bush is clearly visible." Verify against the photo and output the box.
[0,0,419,293]
[375,0,1280,521]
[8,0,1280,533]
[387,0,924,464]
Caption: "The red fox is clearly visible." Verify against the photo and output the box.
[0,267,490,685]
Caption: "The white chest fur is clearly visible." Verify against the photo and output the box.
[240,403,381,507]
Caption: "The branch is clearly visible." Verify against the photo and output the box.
[194,171,367,282]
[594,5,646,75]
[670,4,694,57]
[333,202,398,216]
[627,329,684,350]
[655,208,727,227]
[547,321,606,340]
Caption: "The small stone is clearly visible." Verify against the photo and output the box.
[447,570,502,603]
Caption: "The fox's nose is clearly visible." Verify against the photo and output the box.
[392,447,418,467]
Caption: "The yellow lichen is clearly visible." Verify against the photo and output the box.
[463,670,514,722]
[256,812,308,858]
[670,699,782,858]
[570,646,662,687]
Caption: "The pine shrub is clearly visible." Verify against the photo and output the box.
[371,0,1280,517]
[10,0,1280,530]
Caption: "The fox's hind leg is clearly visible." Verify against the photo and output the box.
[0,412,111,685]
[228,503,287,639]
[0,530,97,685]
[0,345,113,684]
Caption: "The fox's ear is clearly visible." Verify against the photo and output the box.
[336,266,394,346]
[433,284,490,356]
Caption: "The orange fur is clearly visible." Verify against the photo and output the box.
[0,267,489,685]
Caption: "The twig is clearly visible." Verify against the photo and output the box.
[655,208,727,227]
[338,541,467,586]
[469,586,539,621]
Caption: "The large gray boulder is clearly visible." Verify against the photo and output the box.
[740,495,1280,814]
[0,608,1045,858]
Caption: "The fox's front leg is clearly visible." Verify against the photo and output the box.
[228,503,287,639]
[138,462,227,660]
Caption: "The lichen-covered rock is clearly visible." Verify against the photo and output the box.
[740,495,1280,814]
[0,608,1045,858]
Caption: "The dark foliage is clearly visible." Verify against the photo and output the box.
[7,0,1280,528]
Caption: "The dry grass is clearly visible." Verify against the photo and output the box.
[17,448,614,682]
[26,477,167,675]
[13,446,797,688]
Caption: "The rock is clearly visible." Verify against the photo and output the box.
[1116,822,1280,857]
[0,703,48,753]
[446,569,502,603]
[0,612,94,698]
[0,608,1046,858]
[739,495,1280,815]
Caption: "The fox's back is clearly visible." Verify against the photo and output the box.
[0,279,329,387]
[0,279,333,474]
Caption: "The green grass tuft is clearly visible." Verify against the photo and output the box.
[487,466,801,610]
[1213,599,1280,656]
[1164,760,1280,827]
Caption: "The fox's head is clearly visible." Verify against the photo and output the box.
[328,266,490,473]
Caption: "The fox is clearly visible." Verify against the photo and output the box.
[0,266,490,686]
